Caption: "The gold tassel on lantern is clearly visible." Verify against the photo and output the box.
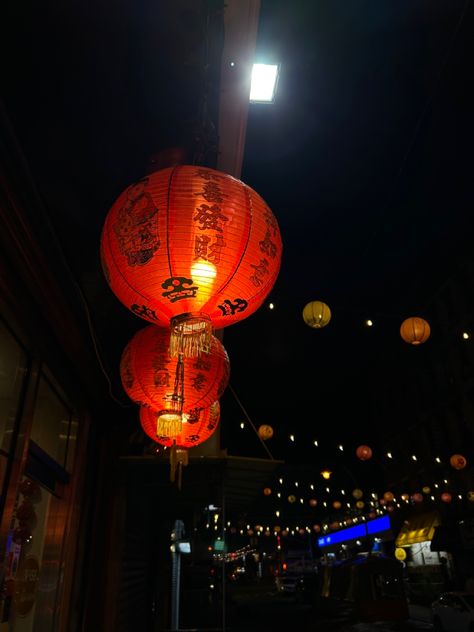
[170,444,189,490]
[170,313,212,358]
[157,411,182,437]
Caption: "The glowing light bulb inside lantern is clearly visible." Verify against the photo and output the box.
[191,259,217,305]
[169,259,217,358]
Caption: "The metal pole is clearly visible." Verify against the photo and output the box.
[221,484,226,632]
[170,519,184,631]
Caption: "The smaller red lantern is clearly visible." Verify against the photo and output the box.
[258,425,274,441]
[333,500,342,510]
[368,511,377,519]
[412,493,423,503]
[309,498,318,507]
[379,498,386,506]
[383,491,394,502]
[356,445,372,461]
[387,505,395,513]
[450,454,467,470]
[313,524,321,533]
[298,528,306,535]
[330,521,339,530]
[281,530,288,537]
[263,487,272,496]
[441,492,452,503]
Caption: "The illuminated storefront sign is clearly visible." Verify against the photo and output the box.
[318,516,391,548]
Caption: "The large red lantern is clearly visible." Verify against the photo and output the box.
[356,445,372,461]
[441,492,452,503]
[101,166,282,356]
[121,325,229,435]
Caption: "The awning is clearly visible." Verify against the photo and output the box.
[395,511,440,547]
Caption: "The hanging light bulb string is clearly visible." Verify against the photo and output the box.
[229,384,275,461]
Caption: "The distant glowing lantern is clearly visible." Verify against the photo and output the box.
[313,524,321,533]
[356,500,365,509]
[333,501,342,510]
[387,505,395,513]
[330,522,339,530]
[400,317,430,345]
[441,492,452,503]
[274,526,281,533]
[450,454,467,470]
[352,488,363,500]
[263,487,272,496]
[288,495,296,504]
[121,325,229,436]
[247,529,254,536]
[309,498,318,507]
[401,493,410,502]
[368,512,377,519]
[298,528,305,535]
[302,301,331,329]
[101,166,282,357]
[395,548,407,561]
[422,486,431,494]
[383,491,394,502]
[467,491,474,502]
[379,499,386,506]
[411,493,423,503]
[258,424,274,441]
[356,445,372,461]
[320,469,332,480]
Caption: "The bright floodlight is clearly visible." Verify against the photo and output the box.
[250,64,279,102]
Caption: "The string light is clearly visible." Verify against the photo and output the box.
[411,455,417,461]
[386,452,393,459]
[240,422,245,429]
[314,439,318,447]
[435,457,441,463]
[462,331,470,340]
[338,444,344,451]
[279,478,283,484]
[269,302,275,310]
[366,319,373,327]
[289,434,295,442]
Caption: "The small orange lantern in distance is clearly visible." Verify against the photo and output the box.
[333,501,342,510]
[101,166,282,357]
[450,454,467,470]
[383,491,394,502]
[263,487,272,496]
[258,424,274,441]
[400,317,430,345]
[441,492,452,503]
[356,445,372,461]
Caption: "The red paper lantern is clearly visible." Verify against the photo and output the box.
[411,493,423,503]
[121,325,229,436]
[356,445,372,461]
[309,498,318,507]
[333,500,342,510]
[450,454,467,470]
[441,492,452,503]
[140,400,220,448]
[383,491,394,502]
[263,488,272,496]
[101,166,282,356]
[313,524,321,533]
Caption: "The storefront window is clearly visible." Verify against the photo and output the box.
[29,372,75,473]
[0,320,28,455]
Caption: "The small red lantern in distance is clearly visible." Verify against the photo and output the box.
[441,492,452,503]
[309,498,318,507]
[450,454,467,470]
[356,445,372,461]
[101,166,282,356]
[333,500,342,510]
[263,488,272,496]
[412,493,423,503]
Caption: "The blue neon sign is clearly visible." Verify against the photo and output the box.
[317,516,391,548]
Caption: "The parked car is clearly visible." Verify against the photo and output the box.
[432,592,474,631]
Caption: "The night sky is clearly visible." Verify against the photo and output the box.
[2,0,474,507]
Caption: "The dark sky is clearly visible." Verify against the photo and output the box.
[2,0,474,492]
